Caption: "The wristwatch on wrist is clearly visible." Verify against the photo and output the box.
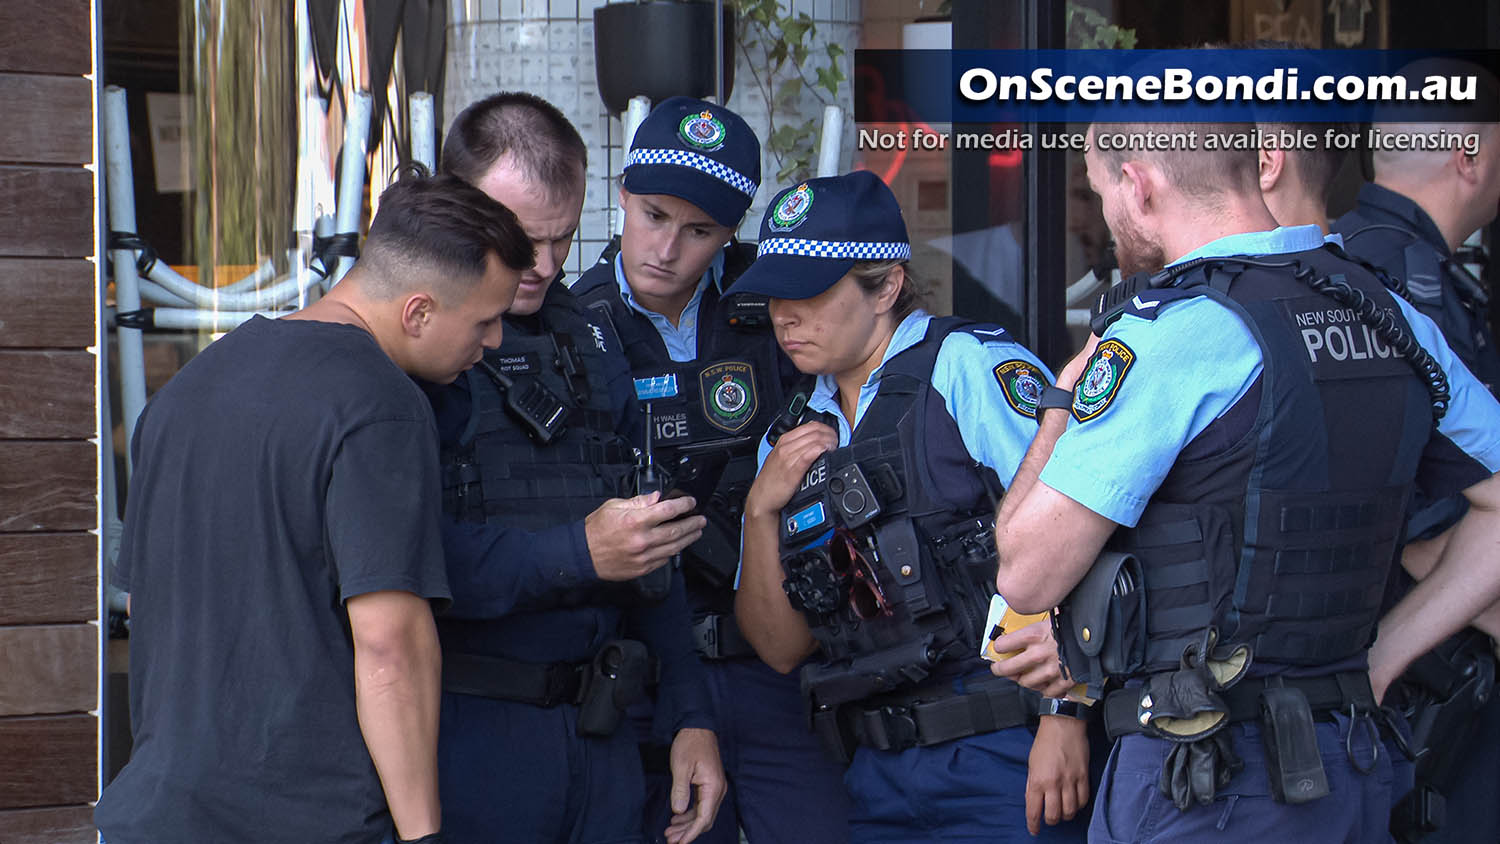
[1040,697,1092,721]
[1036,385,1074,414]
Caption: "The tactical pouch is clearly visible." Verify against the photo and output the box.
[1053,551,1145,701]
[576,639,652,737]
[1259,685,1331,804]
[809,705,858,765]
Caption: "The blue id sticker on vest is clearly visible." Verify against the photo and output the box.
[699,361,758,433]
[785,501,828,538]
[1072,339,1135,422]
[993,359,1048,419]
[634,373,680,401]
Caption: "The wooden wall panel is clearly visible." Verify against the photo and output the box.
[0,715,96,808]
[0,806,98,844]
[0,625,97,717]
[0,260,96,347]
[0,0,92,76]
[0,351,95,438]
[0,75,93,166]
[0,167,93,258]
[0,442,95,532]
[0,534,95,624]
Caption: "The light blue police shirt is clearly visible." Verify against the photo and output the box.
[735,311,1053,588]
[1040,225,1500,527]
[612,249,726,363]
[754,310,1052,484]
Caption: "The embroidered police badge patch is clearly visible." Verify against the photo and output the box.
[1072,339,1134,422]
[993,359,1047,419]
[699,361,758,432]
[769,184,813,232]
[679,110,727,151]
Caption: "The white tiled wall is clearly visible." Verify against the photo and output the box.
[445,0,861,277]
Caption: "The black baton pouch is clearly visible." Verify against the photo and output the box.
[577,640,652,737]
[1259,686,1331,804]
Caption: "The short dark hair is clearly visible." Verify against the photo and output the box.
[1091,122,1260,200]
[359,166,534,298]
[1240,40,1350,202]
[441,91,587,200]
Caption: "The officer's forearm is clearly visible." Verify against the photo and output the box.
[997,408,1069,530]
[1402,526,1500,635]
[734,511,817,674]
[1372,473,1500,698]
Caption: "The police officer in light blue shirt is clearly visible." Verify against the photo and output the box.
[572,96,849,844]
[992,122,1500,844]
[733,170,1092,843]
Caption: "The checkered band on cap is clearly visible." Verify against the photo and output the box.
[626,148,758,198]
[757,238,911,261]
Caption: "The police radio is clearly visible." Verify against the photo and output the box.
[630,375,682,602]
[477,359,569,445]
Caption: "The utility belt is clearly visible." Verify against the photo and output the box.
[810,675,1037,764]
[691,612,756,661]
[1103,668,1380,809]
[442,641,656,737]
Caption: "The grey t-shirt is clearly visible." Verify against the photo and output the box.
[96,316,450,844]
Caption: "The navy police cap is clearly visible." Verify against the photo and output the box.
[622,96,761,228]
[725,170,911,300]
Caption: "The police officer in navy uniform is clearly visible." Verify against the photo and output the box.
[1331,122,1500,841]
[991,121,1500,842]
[429,91,726,844]
[572,97,851,844]
[734,171,1092,843]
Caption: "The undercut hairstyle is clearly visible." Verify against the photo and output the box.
[441,91,588,201]
[357,166,535,300]
[851,260,924,322]
[1091,121,1260,200]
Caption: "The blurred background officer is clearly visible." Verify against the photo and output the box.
[992,121,1500,842]
[734,171,1091,844]
[96,171,534,844]
[572,97,850,844]
[430,92,724,844]
[1333,119,1500,842]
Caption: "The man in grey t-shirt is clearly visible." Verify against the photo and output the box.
[96,172,533,844]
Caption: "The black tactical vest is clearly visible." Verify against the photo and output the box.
[441,284,637,532]
[1093,247,1436,677]
[776,318,1016,709]
[572,241,792,594]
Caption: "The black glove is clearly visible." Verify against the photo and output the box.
[397,833,443,844]
[1159,729,1243,810]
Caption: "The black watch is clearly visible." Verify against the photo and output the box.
[397,833,444,844]
[1036,385,1074,414]
[1040,697,1093,721]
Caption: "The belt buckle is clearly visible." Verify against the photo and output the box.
[693,615,723,660]
[876,704,920,750]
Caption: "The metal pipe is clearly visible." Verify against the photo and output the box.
[332,90,374,286]
[816,105,843,177]
[713,0,725,104]
[411,92,436,171]
[102,85,148,468]
[615,96,653,237]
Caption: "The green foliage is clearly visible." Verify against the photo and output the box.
[1065,2,1138,49]
[733,0,848,183]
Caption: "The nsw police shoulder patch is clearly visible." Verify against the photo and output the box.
[699,360,758,433]
[993,359,1048,419]
[1071,339,1135,422]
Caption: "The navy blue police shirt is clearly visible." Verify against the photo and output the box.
[424,282,712,741]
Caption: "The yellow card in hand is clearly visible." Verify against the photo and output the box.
[979,593,1051,661]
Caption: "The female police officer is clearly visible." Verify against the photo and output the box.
[731,170,1091,843]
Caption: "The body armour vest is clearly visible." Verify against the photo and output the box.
[441,284,637,533]
[1085,247,1436,680]
[573,241,792,594]
[777,318,1013,709]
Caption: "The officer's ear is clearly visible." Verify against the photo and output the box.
[1118,159,1156,217]
[1258,147,1285,193]
[1455,144,1482,185]
[873,264,905,315]
[400,292,436,338]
